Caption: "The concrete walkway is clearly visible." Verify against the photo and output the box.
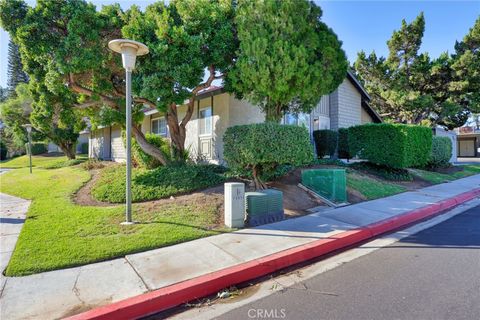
[0,174,31,298]
[1,175,479,320]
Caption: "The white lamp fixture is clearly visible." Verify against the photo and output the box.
[108,39,149,71]
[108,39,149,225]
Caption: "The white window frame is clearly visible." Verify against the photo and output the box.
[151,116,167,137]
[199,106,213,136]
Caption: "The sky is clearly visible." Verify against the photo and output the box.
[0,0,479,88]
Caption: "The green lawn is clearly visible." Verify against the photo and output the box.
[0,154,87,169]
[410,165,480,184]
[1,166,227,276]
[347,171,407,200]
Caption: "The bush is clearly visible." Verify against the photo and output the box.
[92,164,226,203]
[429,136,452,168]
[0,141,7,160]
[132,133,171,169]
[348,123,432,169]
[28,142,47,155]
[313,130,337,158]
[80,142,88,155]
[223,123,314,188]
[337,128,351,159]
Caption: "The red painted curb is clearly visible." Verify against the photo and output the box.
[65,189,479,320]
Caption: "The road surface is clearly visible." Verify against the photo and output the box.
[218,204,480,320]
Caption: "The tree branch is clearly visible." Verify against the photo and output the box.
[68,73,118,108]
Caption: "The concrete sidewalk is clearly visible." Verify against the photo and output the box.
[1,175,479,320]
[0,192,30,297]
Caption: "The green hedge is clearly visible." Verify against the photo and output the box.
[429,136,452,168]
[337,128,351,159]
[348,123,432,169]
[27,143,47,155]
[132,133,171,169]
[224,123,314,183]
[313,130,337,158]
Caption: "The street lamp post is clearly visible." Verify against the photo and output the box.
[22,124,33,174]
[108,39,149,225]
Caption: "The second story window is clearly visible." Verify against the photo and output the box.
[151,117,167,136]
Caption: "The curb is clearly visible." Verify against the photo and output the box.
[66,189,479,320]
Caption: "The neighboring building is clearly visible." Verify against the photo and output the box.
[88,71,382,164]
[456,126,480,158]
[47,130,90,154]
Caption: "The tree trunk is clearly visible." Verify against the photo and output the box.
[165,103,188,162]
[264,102,283,123]
[252,165,267,190]
[132,125,170,165]
[59,143,76,160]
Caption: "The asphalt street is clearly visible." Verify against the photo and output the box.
[218,204,480,320]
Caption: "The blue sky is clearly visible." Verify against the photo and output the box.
[1,1,479,88]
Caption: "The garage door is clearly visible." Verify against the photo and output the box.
[458,140,475,157]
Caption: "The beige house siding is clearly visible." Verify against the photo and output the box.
[361,107,373,124]
[336,79,362,128]
[110,125,126,162]
[311,95,330,130]
[228,96,265,126]
[89,127,111,160]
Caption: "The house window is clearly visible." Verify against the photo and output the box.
[151,117,167,136]
[199,107,212,135]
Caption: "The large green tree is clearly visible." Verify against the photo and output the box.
[6,40,29,97]
[354,13,479,129]
[123,0,235,159]
[226,0,348,122]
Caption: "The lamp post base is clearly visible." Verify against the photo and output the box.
[120,221,138,225]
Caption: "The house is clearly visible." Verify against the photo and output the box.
[47,130,90,154]
[456,126,480,158]
[88,71,382,164]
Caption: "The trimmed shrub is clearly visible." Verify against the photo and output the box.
[0,140,7,160]
[224,123,314,189]
[313,129,337,158]
[348,123,432,169]
[337,128,351,159]
[80,142,88,155]
[429,136,452,168]
[28,142,47,155]
[132,133,171,169]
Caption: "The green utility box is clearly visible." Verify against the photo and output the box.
[301,169,347,203]
[245,189,284,226]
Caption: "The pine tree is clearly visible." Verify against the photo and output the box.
[7,40,28,97]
